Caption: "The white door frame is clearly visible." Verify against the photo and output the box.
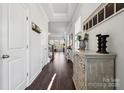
[1,4,9,89]
[25,5,30,87]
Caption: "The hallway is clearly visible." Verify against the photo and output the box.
[26,52,75,90]
[0,3,124,90]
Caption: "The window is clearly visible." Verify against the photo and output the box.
[116,3,124,12]
[105,3,114,18]
[83,25,86,30]
[86,23,88,30]
[98,9,104,23]
[93,15,97,26]
[89,19,92,28]
[83,3,124,31]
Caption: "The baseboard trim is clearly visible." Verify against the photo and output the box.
[28,68,42,87]
[27,62,49,87]
[15,80,27,90]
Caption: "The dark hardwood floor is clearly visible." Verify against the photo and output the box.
[26,52,75,90]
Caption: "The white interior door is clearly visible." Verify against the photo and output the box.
[2,4,28,90]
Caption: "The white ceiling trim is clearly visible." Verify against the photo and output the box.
[41,3,78,22]
[41,3,79,40]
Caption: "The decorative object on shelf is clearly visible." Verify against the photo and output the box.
[96,34,102,53]
[77,32,89,50]
[96,34,109,54]
[32,22,41,34]
[101,35,109,54]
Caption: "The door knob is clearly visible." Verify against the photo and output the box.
[2,55,10,59]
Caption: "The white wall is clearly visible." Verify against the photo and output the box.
[69,3,124,89]
[28,4,49,84]
[0,4,2,55]
[0,5,2,53]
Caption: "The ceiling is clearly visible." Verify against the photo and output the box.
[49,22,68,34]
[48,22,68,40]
[41,3,78,22]
[52,3,68,14]
[41,3,78,40]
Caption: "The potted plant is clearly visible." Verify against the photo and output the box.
[77,35,82,41]
[84,33,89,41]
[84,33,89,50]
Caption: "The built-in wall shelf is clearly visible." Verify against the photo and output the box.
[82,3,124,32]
